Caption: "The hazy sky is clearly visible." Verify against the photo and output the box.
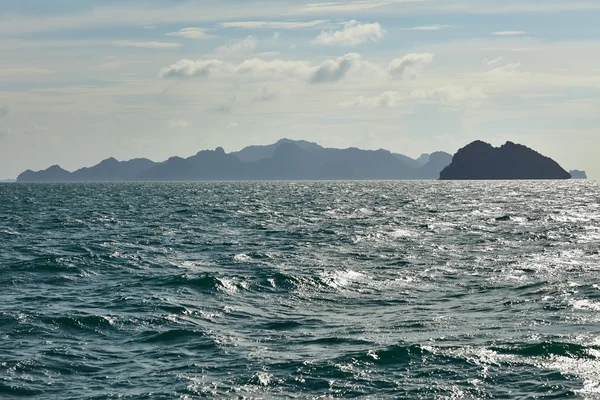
[1,0,599,179]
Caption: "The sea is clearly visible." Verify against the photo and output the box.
[1,181,599,399]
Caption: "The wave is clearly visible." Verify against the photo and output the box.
[137,328,209,344]
[492,341,599,360]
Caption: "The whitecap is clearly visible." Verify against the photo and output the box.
[233,253,252,262]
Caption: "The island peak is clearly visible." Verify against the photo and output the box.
[440,140,571,180]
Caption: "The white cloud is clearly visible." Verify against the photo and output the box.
[114,40,182,49]
[0,106,9,118]
[226,121,240,128]
[0,1,598,38]
[340,91,403,109]
[167,28,212,39]
[492,31,527,36]
[341,85,486,109]
[236,58,312,79]
[313,20,385,46]
[310,53,364,83]
[404,25,451,31]
[411,85,487,104]
[299,1,390,13]
[388,53,435,78]
[168,119,190,128]
[160,59,232,78]
[215,35,257,56]
[486,63,521,78]
[486,56,505,65]
[160,53,369,83]
[220,20,328,29]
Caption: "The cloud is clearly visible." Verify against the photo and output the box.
[339,91,403,109]
[215,35,257,56]
[411,85,487,104]
[220,20,328,29]
[299,1,391,13]
[313,20,385,46]
[486,56,505,65]
[486,63,521,78]
[236,58,312,79]
[226,121,240,128]
[492,31,527,36]
[388,53,435,78]
[310,53,364,83]
[0,106,9,118]
[252,87,279,102]
[168,119,190,128]
[404,25,451,31]
[160,59,231,78]
[0,1,597,38]
[162,53,378,83]
[341,85,486,109]
[167,28,212,39]
[114,40,182,49]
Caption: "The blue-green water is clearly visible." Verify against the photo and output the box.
[1,181,600,399]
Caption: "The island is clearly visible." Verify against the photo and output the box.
[569,170,587,179]
[16,139,454,182]
[439,141,571,180]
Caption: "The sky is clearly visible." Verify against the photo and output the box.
[1,0,599,179]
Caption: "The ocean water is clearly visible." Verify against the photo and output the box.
[1,181,600,399]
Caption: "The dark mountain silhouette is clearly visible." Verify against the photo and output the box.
[439,141,571,180]
[569,170,587,179]
[71,157,156,181]
[232,138,324,163]
[414,152,453,179]
[18,158,157,182]
[25,138,578,182]
[393,153,421,168]
[137,147,242,181]
[18,165,71,182]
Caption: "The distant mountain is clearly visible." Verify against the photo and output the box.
[18,165,71,182]
[569,170,587,179]
[71,157,157,181]
[393,153,421,168]
[232,138,324,163]
[414,152,453,179]
[15,139,454,182]
[416,153,431,166]
[18,158,157,182]
[439,141,571,180]
[138,148,242,181]
[0,179,15,183]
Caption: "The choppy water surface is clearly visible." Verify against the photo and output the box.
[1,181,600,399]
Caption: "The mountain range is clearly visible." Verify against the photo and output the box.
[17,139,453,182]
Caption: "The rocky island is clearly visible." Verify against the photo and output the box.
[439,141,571,180]
[569,170,587,179]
